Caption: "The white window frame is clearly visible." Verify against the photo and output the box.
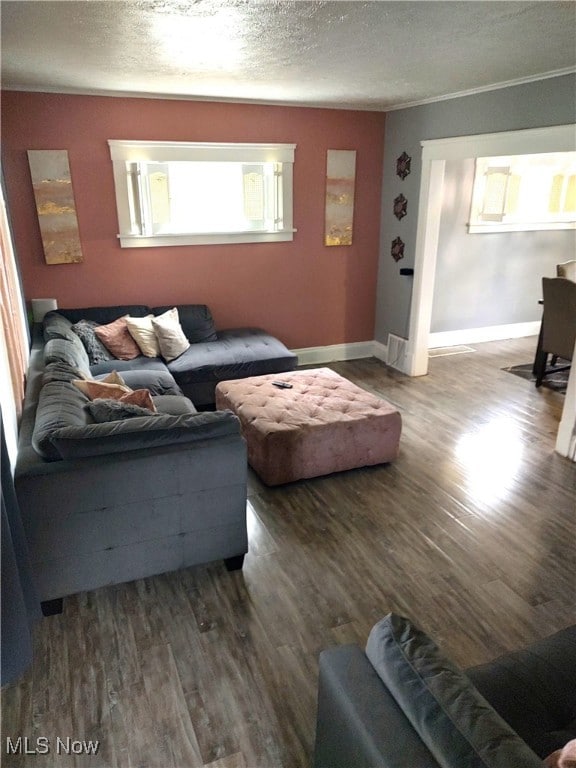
[468,151,576,233]
[108,140,296,247]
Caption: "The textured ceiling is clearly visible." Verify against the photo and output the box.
[1,0,575,111]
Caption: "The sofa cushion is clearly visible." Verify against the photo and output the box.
[125,314,161,357]
[56,305,151,325]
[32,380,91,461]
[89,357,167,376]
[42,361,89,384]
[71,319,115,365]
[50,410,241,459]
[94,316,142,360]
[44,337,91,378]
[365,614,543,768]
[108,369,183,396]
[166,328,298,386]
[85,398,160,423]
[467,625,576,759]
[152,308,190,362]
[152,304,217,344]
[152,395,197,416]
[42,311,75,342]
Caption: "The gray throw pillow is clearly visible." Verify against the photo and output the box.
[86,398,159,423]
[72,319,115,365]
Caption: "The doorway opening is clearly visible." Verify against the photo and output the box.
[406,123,576,458]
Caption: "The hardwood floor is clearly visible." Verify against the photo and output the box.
[3,337,575,767]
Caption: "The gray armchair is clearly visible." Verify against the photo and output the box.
[313,615,576,768]
[534,276,576,387]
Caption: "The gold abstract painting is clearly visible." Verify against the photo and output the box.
[325,149,356,246]
[27,149,83,264]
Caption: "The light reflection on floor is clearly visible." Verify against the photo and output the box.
[455,417,524,507]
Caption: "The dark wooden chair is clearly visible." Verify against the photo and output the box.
[533,277,576,387]
[557,260,576,281]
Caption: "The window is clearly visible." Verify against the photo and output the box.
[468,152,576,233]
[108,140,296,247]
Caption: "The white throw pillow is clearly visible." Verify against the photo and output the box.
[152,308,190,362]
[125,314,160,357]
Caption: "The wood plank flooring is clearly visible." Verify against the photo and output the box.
[3,337,575,767]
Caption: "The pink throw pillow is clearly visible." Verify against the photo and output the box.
[120,389,156,412]
[73,379,132,400]
[94,316,141,360]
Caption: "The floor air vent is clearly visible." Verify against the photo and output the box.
[387,334,408,371]
[428,345,476,358]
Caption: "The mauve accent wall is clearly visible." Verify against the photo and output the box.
[1,92,385,350]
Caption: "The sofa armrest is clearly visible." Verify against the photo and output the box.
[314,645,438,768]
[50,410,241,460]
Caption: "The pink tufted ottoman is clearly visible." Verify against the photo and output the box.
[215,368,402,486]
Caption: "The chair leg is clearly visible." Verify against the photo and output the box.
[534,350,548,387]
[532,323,544,375]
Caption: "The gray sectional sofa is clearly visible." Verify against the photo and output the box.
[15,304,297,611]
[50,303,298,407]
[314,613,576,768]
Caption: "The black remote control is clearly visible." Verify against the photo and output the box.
[272,381,293,389]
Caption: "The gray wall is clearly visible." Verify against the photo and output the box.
[431,157,576,333]
[374,73,576,343]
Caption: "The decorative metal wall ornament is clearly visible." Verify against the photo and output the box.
[391,236,405,262]
[393,193,408,221]
[396,151,411,180]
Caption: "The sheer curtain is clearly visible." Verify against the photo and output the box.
[1,406,41,686]
[0,181,29,419]
[0,176,40,687]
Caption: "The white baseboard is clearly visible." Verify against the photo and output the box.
[372,340,388,362]
[291,341,374,366]
[428,321,541,349]
[290,323,540,372]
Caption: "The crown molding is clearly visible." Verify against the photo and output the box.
[3,67,575,113]
[384,67,576,112]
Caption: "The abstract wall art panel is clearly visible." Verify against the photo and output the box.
[325,149,356,246]
[27,149,83,265]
